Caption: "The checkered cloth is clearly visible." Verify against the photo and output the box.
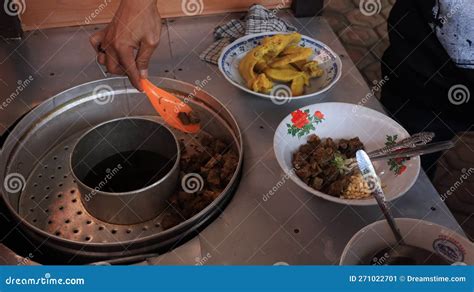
[199,4,297,65]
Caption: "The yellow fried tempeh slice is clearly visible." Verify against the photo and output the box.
[280,46,312,56]
[291,75,307,96]
[251,73,273,93]
[292,60,324,78]
[264,67,307,82]
[270,47,313,68]
[261,33,302,58]
[239,46,268,88]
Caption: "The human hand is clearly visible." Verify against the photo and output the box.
[90,0,161,91]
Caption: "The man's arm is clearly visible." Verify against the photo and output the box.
[89,0,161,91]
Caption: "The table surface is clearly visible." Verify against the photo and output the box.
[0,11,464,265]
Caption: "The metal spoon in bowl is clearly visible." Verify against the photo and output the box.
[368,132,435,158]
[356,150,450,265]
[342,140,454,175]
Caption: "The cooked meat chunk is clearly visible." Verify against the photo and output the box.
[345,137,364,157]
[162,135,238,230]
[327,180,346,197]
[200,134,213,147]
[161,211,185,230]
[293,152,308,169]
[213,140,227,154]
[307,134,321,146]
[295,164,312,182]
[204,155,222,169]
[338,139,349,152]
[221,152,239,183]
[311,177,324,190]
[298,143,313,154]
[324,137,336,149]
[207,169,221,186]
[177,111,201,125]
[310,162,322,176]
[292,135,366,198]
[323,164,339,183]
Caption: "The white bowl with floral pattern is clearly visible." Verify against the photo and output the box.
[273,102,421,206]
[218,32,342,101]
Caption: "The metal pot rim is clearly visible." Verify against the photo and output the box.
[0,77,243,251]
[69,116,181,196]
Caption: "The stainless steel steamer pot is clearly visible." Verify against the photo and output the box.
[0,77,243,263]
[71,117,181,225]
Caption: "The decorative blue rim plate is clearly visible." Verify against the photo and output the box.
[218,32,343,101]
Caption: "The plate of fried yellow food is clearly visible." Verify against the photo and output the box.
[218,32,342,100]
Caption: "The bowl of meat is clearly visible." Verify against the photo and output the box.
[273,102,420,206]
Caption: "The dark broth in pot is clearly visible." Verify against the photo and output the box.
[83,150,175,193]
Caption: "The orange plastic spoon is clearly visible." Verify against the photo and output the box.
[141,79,200,134]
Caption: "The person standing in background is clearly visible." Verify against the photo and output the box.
[381,0,473,239]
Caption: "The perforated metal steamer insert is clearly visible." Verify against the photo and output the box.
[18,131,170,243]
[12,77,242,247]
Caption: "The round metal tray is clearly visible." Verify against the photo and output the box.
[0,77,243,262]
